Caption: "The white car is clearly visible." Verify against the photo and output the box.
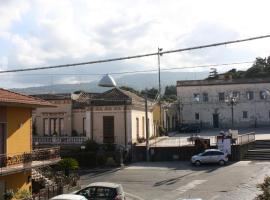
[75,182,126,200]
[50,194,87,200]
[191,149,228,166]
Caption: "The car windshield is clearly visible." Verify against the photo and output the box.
[76,187,117,200]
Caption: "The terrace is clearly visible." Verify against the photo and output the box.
[0,147,61,176]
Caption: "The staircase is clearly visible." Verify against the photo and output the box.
[32,169,55,187]
[244,140,270,160]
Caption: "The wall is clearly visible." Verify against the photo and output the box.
[33,100,72,136]
[0,171,31,194]
[177,82,270,128]
[6,107,31,154]
[72,109,86,136]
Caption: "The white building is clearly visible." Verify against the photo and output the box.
[177,78,270,128]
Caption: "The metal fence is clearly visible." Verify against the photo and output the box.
[32,184,63,200]
[33,136,88,145]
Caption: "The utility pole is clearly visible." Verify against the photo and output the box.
[158,47,163,133]
[145,93,150,162]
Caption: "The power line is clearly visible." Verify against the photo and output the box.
[0,34,269,74]
[0,61,253,76]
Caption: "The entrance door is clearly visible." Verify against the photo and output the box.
[0,124,6,154]
[0,180,5,200]
[103,116,114,143]
[213,114,219,128]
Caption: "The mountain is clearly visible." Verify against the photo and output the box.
[12,71,208,94]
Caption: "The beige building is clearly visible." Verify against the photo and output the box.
[32,88,155,147]
[177,78,270,128]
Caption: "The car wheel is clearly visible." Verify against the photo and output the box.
[219,160,225,166]
[195,160,201,166]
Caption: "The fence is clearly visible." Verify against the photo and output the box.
[0,147,60,175]
[32,184,63,200]
[236,132,255,145]
[33,136,88,145]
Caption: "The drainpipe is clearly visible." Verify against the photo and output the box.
[124,100,127,148]
[91,105,94,140]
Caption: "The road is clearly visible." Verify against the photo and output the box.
[79,161,270,200]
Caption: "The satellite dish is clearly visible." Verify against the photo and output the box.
[98,74,117,87]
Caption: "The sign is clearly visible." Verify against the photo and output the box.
[217,138,231,155]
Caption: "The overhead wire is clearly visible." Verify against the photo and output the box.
[0,34,269,74]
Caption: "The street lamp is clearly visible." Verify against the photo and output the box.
[225,93,238,128]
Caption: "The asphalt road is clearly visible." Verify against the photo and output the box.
[79,161,270,200]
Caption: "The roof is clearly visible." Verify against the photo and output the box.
[87,182,121,188]
[50,194,87,200]
[91,88,148,107]
[0,88,54,108]
[177,78,270,87]
[32,93,71,100]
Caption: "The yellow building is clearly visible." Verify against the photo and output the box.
[0,88,60,199]
[152,102,165,136]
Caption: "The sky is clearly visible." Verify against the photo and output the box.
[1,0,270,88]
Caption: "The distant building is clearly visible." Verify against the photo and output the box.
[177,78,270,128]
[32,88,155,147]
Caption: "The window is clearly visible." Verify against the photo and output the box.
[43,118,49,136]
[142,116,145,137]
[243,111,248,119]
[83,117,86,136]
[136,118,139,139]
[218,92,225,101]
[193,93,200,102]
[195,113,200,120]
[232,91,240,98]
[246,91,254,100]
[59,118,64,135]
[202,93,208,102]
[260,91,267,100]
[50,118,57,135]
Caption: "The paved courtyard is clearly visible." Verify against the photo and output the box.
[137,127,270,147]
[79,161,270,200]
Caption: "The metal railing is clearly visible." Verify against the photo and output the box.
[33,136,88,145]
[0,147,60,175]
[236,132,255,145]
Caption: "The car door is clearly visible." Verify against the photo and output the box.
[210,151,220,163]
[201,151,213,163]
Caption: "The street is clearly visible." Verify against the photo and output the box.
[80,161,270,200]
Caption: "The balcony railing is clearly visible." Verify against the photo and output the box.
[0,147,60,175]
[33,136,88,145]
[236,132,255,145]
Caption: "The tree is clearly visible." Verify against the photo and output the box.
[141,88,158,99]
[58,158,79,176]
[164,85,176,96]
[120,86,141,96]
[255,176,270,200]
[207,68,218,79]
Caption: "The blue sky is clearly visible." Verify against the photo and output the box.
[1,0,270,88]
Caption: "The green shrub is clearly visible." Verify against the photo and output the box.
[255,176,270,200]
[3,189,14,200]
[14,189,32,200]
[96,154,106,166]
[58,158,79,176]
[84,139,99,152]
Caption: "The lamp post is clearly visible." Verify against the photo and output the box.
[225,93,238,128]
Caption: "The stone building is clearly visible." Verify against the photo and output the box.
[176,78,270,128]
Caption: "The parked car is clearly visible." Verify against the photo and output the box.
[50,194,87,200]
[191,149,228,166]
[75,182,126,200]
[178,123,200,133]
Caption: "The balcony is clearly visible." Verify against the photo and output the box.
[0,147,60,176]
[33,136,88,146]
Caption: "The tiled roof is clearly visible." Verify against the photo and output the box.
[0,88,54,107]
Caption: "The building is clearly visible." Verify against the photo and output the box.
[163,102,179,132]
[177,78,270,128]
[87,88,155,146]
[32,88,155,147]
[0,88,60,198]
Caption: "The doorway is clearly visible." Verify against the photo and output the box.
[0,180,5,200]
[0,123,6,155]
[213,114,219,128]
[103,116,114,143]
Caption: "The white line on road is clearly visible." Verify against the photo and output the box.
[175,180,207,194]
[125,192,145,200]
[209,194,220,200]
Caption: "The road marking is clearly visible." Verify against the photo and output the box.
[125,192,145,200]
[209,194,220,200]
[175,180,207,194]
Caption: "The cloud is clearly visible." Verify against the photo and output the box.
[1,0,270,88]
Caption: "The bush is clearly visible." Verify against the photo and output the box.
[96,154,106,166]
[3,190,14,200]
[255,176,270,200]
[58,158,79,176]
[106,157,117,167]
[61,152,97,167]
[84,139,99,152]
[14,189,32,200]
[100,143,116,151]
